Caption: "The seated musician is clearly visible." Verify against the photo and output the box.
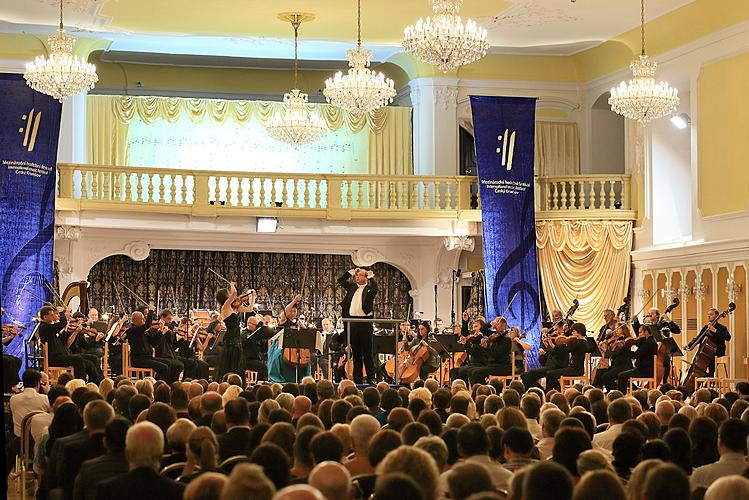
[215,283,256,383]
[634,307,680,383]
[67,312,106,369]
[147,310,184,383]
[597,309,619,342]
[174,317,211,380]
[317,317,341,380]
[105,312,128,377]
[544,323,590,391]
[268,294,316,383]
[521,321,569,389]
[617,325,658,392]
[125,308,170,382]
[592,322,634,391]
[689,307,731,377]
[449,313,487,383]
[243,314,270,381]
[434,318,444,334]
[202,318,225,373]
[2,308,23,392]
[406,321,441,381]
[467,316,514,384]
[542,309,564,329]
[39,305,102,383]
[509,326,531,376]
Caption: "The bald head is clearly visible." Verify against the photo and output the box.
[350,414,380,452]
[273,485,325,500]
[308,461,351,500]
[188,382,203,399]
[293,396,312,419]
[200,391,223,416]
[131,311,145,326]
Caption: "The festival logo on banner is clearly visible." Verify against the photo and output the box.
[469,96,542,368]
[0,73,62,374]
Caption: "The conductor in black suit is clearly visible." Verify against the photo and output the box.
[338,267,378,384]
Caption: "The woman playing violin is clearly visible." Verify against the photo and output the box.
[616,324,658,392]
[592,322,634,391]
[215,282,256,383]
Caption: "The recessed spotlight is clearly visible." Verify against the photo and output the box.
[670,113,691,129]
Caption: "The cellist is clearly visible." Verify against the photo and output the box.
[687,307,731,377]
[633,306,680,383]
[617,325,658,392]
[404,321,440,381]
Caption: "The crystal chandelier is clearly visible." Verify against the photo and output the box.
[608,0,679,124]
[267,13,328,146]
[24,0,98,102]
[402,0,490,73]
[323,0,396,115]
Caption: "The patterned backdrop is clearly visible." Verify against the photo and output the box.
[87,249,412,321]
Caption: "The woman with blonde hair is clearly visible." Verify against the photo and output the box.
[258,398,281,424]
[276,392,294,413]
[376,445,440,500]
[179,426,220,484]
[65,378,85,394]
[221,385,242,405]
[98,378,114,399]
[184,472,227,500]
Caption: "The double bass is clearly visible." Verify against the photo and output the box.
[682,303,735,393]
[384,327,412,380]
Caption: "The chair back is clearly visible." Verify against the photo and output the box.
[160,462,186,479]
[220,455,250,474]
[352,473,378,500]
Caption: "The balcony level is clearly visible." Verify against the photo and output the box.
[56,163,636,222]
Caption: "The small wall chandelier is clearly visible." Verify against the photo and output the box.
[323,0,397,116]
[608,0,679,124]
[24,0,98,102]
[266,13,328,146]
[402,0,489,73]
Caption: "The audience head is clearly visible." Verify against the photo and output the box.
[376,445,439,500]
[221,463,276,500]
[125,421,164,470]
[307,461,351,500]
[523,461,573,500]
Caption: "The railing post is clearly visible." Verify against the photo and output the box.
[326,176,349,220]
[57,164,73,198]
[622,175,631,210]
[457,177,472,210]
[191,171,215,216]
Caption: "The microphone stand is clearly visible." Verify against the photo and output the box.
[450,270,457,327]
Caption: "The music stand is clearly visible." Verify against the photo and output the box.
[586,337,603,358]
[282,328,318,383]
[92,320,108,333]
[661,337,683,357]
[372,334,395,354]
[342,318,404,383]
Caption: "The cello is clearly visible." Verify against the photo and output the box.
[682,303,735,393]
[655,297,679,385]
[384,326,412,380]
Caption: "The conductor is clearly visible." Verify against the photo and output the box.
[338,267,378,384]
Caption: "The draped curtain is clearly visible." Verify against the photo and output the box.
[534,121,580,176]
[87,249,412,321]
[535,220,632,330]
[468,270,486,319]
[86,95,412,175]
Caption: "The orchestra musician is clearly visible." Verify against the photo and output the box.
[317,318,341,380]
[268,293,315,383]
[543,323,590,392]
[125,308,171,382]
[633,307,680,383]
[521,321,570,390]
[449,312,487,383]
[592,322,634,391]
[39,305,102,383]
[242,314,270,381]
[406,321,440,381]
[174,317,211,380]
[149,309,185,383]
[2,307,23,392]
[509,326,531,376]
[202,317,225,373]
[617,325,658,392]
[688,307,732,377]
[597,309,619,342]
[467,316,514,385]
[215,282,256,383]
[338,268,378,384]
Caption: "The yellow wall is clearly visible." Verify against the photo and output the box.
[697,50,749,217]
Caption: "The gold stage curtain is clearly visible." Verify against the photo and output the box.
[368,106,413,176]
[536,220,632,330]
[534,121,580,176]
[86,95,129,165]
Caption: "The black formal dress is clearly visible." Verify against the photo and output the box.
[521,336,569,389]
[217,313,244,384]
[338,271,378,384]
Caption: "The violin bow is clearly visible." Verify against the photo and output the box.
[632,288,658,321]
[207,267,231,285]
[501,292,518,318]
[120,283,150,308]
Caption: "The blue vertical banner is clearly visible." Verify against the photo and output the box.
[0,73,62,373]
[470,96,542,368]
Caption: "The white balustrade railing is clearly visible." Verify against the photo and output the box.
[536,175,631,212]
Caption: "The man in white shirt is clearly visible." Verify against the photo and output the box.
[338,268,378,384]
[9,368,50,437]
[592,398,632,452]
[537,408,565,460]
[690,419,749,491]
[29,385,70,444]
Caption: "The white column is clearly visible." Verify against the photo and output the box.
[410,77,459,176]
[57,92,87,163]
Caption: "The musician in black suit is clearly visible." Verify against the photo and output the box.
[617,325,658,392]
[467,317,513,384]
[633,307,681,383]
[544,323,590,392]
[597,308,618,342]
[95,421,185,500]
[125,309,170,382]
[689,307,732,377]
[338,268,378,384]
[38,305,102,382]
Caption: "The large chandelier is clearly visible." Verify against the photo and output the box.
[323,0,396,115]
[24,0,98,102]
[608,0,679,124]
[402,0,489,73]
[266,13,328,146]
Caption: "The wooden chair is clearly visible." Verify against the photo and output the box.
[246,370,258,385]
[560,353,591,392]
[42,345,73,384]
[159,462,186,479]
[220,455,250,474]
[352,473,378,500]
[18,410,45,498]
[628,355,659,394]
[488,356,517,388]
[122,343,155,380]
